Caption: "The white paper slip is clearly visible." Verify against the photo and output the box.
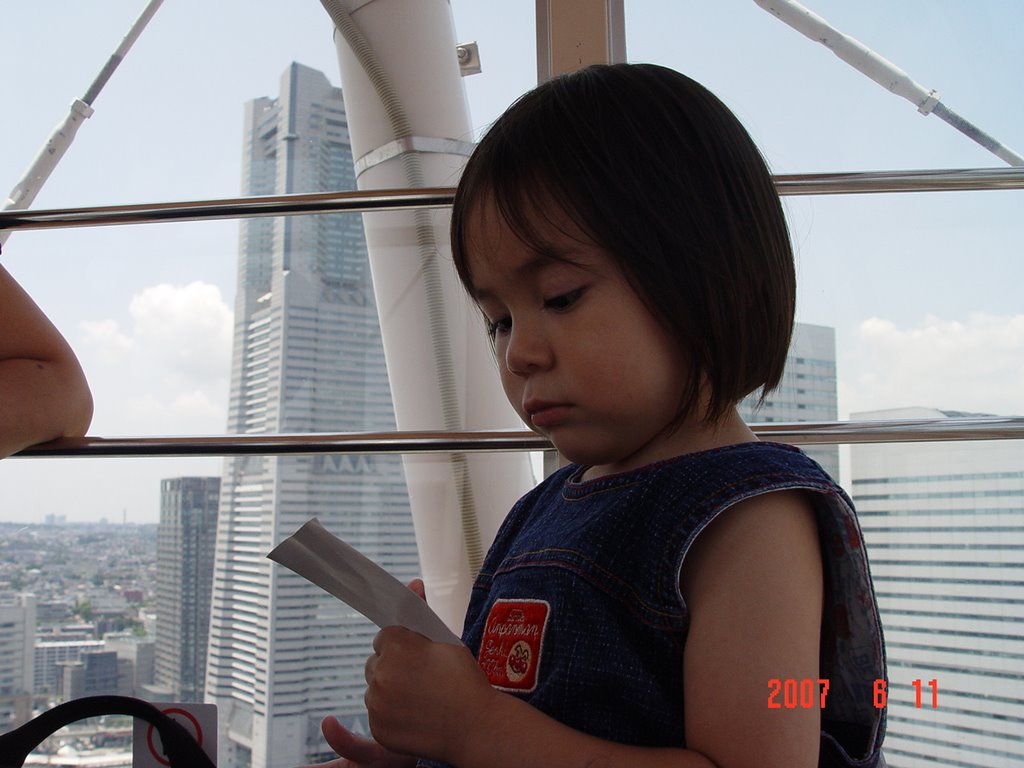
[267,517,462,645]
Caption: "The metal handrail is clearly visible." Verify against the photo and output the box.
[13,416,1023,458]
[1,168,1022,234]
[773,167,1024,195]
[0,188,454,234]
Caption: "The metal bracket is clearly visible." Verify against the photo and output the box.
[354,135,477,177]
[457,41,482,77]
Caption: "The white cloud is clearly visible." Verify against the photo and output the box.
[80,282,233,436]
[840,312,1024,418]
[128,281,233,384]
[80,318,134,359]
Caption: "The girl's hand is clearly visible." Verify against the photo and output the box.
[364,626,496,764]
[296,715,416,768]
[298,579,433,768]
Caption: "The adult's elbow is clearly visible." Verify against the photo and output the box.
[62,365,94,439]
[66,382,94,438]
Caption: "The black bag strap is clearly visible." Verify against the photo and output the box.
[0,695,215,768]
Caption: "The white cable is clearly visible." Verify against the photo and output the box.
[753,0,1024,166]
[1,0,166,247]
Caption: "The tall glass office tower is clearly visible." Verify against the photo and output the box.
[152,476,220,703]
[0,594,35,730]
[205,63,419,768]
[852,407,1024,767]
[738,322,839,478]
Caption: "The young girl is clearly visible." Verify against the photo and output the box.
[311,63,885,768]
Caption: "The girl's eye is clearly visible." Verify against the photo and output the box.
[486,316,512,339]
[544,288,583,311]
[483,288,583,338]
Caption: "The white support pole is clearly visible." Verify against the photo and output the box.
[536,0,626,83]
[322,0,536,631]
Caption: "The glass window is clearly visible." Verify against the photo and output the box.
[1,3,1020,766]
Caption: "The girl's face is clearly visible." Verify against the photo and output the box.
[465,201,723,478]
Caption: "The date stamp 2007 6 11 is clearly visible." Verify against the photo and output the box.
[768,678,939,709]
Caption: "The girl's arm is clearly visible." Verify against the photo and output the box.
[363,628,717,768]
[680,489,824,768]
[363,490,823,768]
[0,264,93,458]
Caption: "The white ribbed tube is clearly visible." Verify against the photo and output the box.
[322,0,536,631]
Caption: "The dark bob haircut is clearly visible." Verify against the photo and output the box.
[450,63,795,425]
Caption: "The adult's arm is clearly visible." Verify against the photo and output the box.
[0,263,93,458]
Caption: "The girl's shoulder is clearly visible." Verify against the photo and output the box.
[562,441,845,508]
[572,440,834,482]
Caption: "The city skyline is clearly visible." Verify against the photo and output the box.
[0,1,1021,524]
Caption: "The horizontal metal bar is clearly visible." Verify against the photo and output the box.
[15,430,547,458]
[753,416,1024,445]
[2,168,1022,234]
[13,417,1024,458]
[0,187,455,233]
[773,167,1024,196]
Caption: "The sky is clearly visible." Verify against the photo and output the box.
[1,0,1021,523]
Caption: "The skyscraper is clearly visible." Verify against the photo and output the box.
[738,322,839,477]
[205,63,419,768]
[0,593,35,729]
[852,407,1024,767]
[150,476,219,703]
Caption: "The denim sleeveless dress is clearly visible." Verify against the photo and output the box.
[420,442,886,767]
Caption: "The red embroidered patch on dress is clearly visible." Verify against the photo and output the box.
[478,599,550,693]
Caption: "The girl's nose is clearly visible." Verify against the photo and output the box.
[503,322,553,375]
